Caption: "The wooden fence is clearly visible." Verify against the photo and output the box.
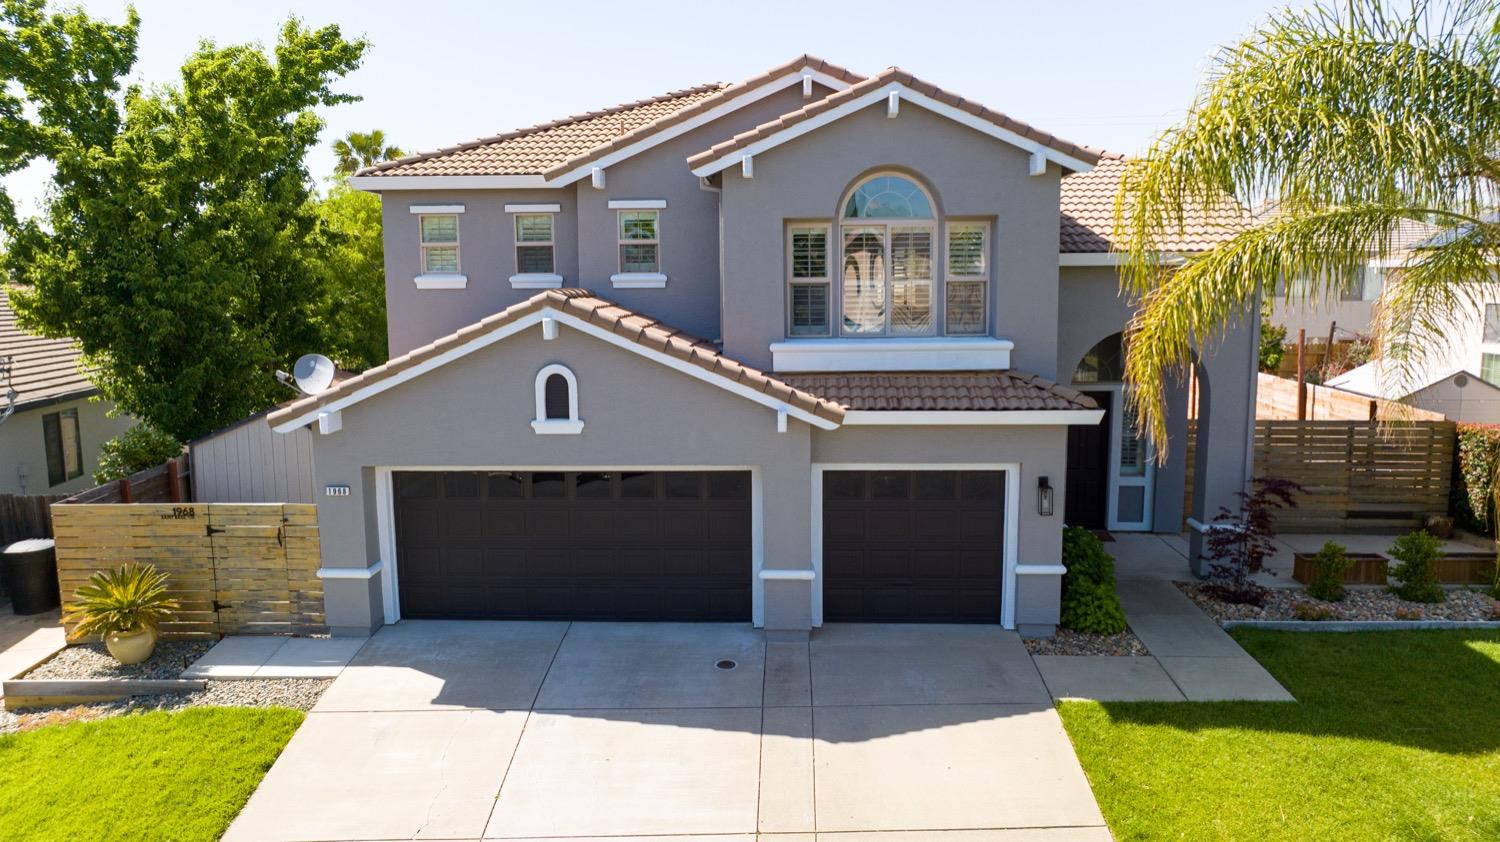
[50,503,324,639]
[1185,420,1455,532]
[1256,373,1446,422]
[61,455,191,504]
[0,493,68,546]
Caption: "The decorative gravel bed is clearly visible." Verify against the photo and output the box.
[1024,627,1150,656]
[22,641,214,681]
[1178,580,1500,624]
[0,678,332,735]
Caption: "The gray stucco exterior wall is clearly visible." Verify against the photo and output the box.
[0,395,134,495]
[716,102,1062,375]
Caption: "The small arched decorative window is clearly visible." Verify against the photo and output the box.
[1073,332,1126,384]
[532,364,583,435]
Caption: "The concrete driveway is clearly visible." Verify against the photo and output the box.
[225,621,1107,841]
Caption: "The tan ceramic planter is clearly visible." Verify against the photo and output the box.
[105,626,157,665]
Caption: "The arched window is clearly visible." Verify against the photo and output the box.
[1073,333,1126,383]
[532,364,583,435]
[839,174,936,336]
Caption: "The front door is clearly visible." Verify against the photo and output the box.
[1065,390,1111,529]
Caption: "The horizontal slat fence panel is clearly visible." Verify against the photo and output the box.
[50,502,325,639]
[1256,373,1446,422]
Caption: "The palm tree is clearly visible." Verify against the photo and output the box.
[1117,0,1500,450]
[332,130,404,176]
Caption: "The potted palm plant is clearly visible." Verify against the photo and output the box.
[64,563,179,664]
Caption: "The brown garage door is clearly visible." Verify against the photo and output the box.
[822,470,1005,623]
[394,470,752,621]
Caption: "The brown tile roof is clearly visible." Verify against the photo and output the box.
[358,55,865,180]
[0,287,96,409]
[778,371,1098,412]
[1059,154,1252,253]
[266,289,846,428]
[686,67,1105,173]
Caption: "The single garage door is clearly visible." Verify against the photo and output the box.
[822,470,1005,623]
[394,470,752,621]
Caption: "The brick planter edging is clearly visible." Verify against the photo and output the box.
[2,677,205,710]
[1221,620,1500,632]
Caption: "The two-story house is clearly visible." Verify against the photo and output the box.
[268,56,1256,636]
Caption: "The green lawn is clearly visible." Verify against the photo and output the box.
[0,706,303,842]
[1058,630,1500,841]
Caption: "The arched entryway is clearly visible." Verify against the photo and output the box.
[1066,332,1155,531]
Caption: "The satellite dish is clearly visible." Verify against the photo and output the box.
[292,354,336,395]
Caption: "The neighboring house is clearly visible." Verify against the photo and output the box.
[1326,363,1500,423]
[266,56,1256,636]
[0,288,135,495]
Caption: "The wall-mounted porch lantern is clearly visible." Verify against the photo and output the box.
[1037,476,1054,517]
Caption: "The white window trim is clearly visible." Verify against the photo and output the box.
[607,199,667,210]
[408,204,465,214]
[787,223,832,337]
[616,208,662,280]
[418,212,462,279]
[513,211,558,281]
[769,336,1014,372]
[532,363,584,435]
[945,220,990,336]
[503,203,560,213]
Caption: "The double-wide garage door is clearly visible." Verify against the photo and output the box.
[394,471,752,621]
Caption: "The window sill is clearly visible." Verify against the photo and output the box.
[531,419,585,435]
[769,336,1014,372]
[510,273,564,289]
[610,272,667,289]
[414,274,468,290]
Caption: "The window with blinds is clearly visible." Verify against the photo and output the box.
[788,225,830,335]
[515,213,555,274]
[420,214,460,274]
[890,228,933,334]
[618,210,659,273]
[945,222,988,335]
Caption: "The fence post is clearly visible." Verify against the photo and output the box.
[118,477,132,504]
[1295,328,1307,420]
[166,458,182,503]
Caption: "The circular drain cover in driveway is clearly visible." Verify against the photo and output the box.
[715,659,737,670]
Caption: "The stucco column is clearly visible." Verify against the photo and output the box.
[758,453,815,631]
[1186,311,1259,576]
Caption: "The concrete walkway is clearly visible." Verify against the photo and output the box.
[1032,534,1294,703]
[0,605,64,693]
[182,634,368,680]
[226,621,1109,842]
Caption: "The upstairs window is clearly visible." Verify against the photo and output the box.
[839,174,935,336]
[420,214,460,274]
[618,210,659,274]
[1484,304,1500,343]
[946,222,988,335]
[787,225,830,336]
[515,213,555,275]
[42,408,82,487]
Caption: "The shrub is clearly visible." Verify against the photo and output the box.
[1202,477,1302,605]
[1451,423,1500,536]
[93,423,183,484]
[64,563,179,638]
[1305,540,1353,602]
[1388,530,1446,604]
[1059,526,1126,635]
[1292,601,1335,621]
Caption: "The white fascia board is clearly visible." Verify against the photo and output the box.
[841,409,1105,426]
[548,67,854,186]
[769,337,1014,373]
[350,174,553,191]
[408,204,465,214]
[607,199,667,210]
[271,307,839,433]
[691,81,1099,177]
[504,203,561,213]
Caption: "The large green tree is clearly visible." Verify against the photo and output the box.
[310,183,387,371]
[1118,0,1500,449]
[0,1,367,440]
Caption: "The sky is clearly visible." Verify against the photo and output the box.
[4,0,1294,215]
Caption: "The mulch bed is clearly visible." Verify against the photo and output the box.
[1178,581,1500,624]
[1024,627,1150,656]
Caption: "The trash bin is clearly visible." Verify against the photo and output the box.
[2,538,60,615]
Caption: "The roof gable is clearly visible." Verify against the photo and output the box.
[688,68,1103,177]
[267,289,845,433]
[352,55,863,189]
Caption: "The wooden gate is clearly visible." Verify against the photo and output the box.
[52,503,325,639]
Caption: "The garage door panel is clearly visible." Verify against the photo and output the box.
[822,470,1005,624]
[395,471,751,621]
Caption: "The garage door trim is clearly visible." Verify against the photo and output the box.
[811,462,1020,629]
[373,465,765,626]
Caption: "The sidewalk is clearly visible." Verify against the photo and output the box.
[182,635,367,680]
[1032,534,1294,702]
[0,605,65,693]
